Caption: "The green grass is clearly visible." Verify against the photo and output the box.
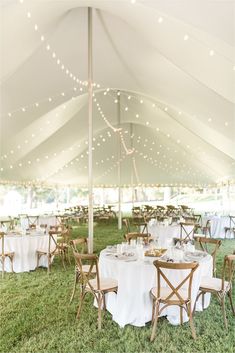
[0,222,235,353]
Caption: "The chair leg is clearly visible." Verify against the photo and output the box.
[151,298,156,324]
[180,306,183,325]
[70,270,79,304]
[61,252,66,270]
[36,253,39,268]
[10,257,14,273]
[76,290,86,320]
[102,292,106,311]
[47,256,51,274]
[188,303,196,339]
[2,257,4,279]
[150,301,160,342]
[202,292,205,310]
[97,293,102,330]
[221,296,228,329]
[228,290,235,315]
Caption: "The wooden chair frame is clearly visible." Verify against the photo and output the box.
[74,252,118,329]
[36,231,67,273]
[194,254,235,329]
[150,260,199,341]
[224,216,235,238]
[124,232,151,244]
[179,222,195,244]
[0,232,14,278]
[194,236,221,275]
[69,238,90,303]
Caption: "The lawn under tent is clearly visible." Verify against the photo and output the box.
[0,0,235,352]
[0,221,235,353]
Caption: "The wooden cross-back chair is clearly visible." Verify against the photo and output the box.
[175,222,196,244]
[224,216,235,238]
[73,252,118,329]
[27,215,39,228]
[0,232,15,278]
[124,232,151,244]
[194,254,235,329]
[202,219,211,237]
[150,260,199,342]
[194,236,221,275]
[36,230,67,273]
[69,238,96,303]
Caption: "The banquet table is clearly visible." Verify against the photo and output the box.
[19,215,57,229]
[0,230,56,273]
[99,247,212,328]
[146,220,194,247]
[202,216,232,238]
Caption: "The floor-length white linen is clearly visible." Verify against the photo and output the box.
[202,216,232,238]
[0,231,56,272]
[99,250,212,327]
[146,220,194,246]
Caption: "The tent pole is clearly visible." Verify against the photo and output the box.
[130,123,134,209]
[88,7,93,253]
[117,90,122,230]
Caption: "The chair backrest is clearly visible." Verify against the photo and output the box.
[125,232,150,244]
[27,216,39,227]
[123,219,131,233]
[70,238,88,253]
[180,222,195,243]
[48,231,60,254]
[197,237,221,275]
[221,254,235,291]
[153,260,199,304]
[229,216,235,227]
[73,252,100,289]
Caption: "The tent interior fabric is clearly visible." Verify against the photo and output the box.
[0,0,235,187]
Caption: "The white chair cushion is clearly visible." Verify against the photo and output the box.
[151,287,188,301]
[87,277,118,291]
[79,264,96,273]
[200,276,230,292]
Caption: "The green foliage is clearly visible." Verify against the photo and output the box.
[0,223,234,353]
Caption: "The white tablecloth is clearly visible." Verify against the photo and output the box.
[202,216,231,238]
[146,220,194,247]
[19,215,57,229]
[99,249,212,328]
[38,215,57,227]
[0,231,56,273]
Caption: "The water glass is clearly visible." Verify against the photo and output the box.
[117,244,122,255]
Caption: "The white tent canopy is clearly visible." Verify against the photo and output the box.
[0,0,234,187]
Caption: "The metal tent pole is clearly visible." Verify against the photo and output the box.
[117,90,122,230]
[130,123,135,208]
[88,7,93,253]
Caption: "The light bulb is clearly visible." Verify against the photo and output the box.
[184,34,189,41]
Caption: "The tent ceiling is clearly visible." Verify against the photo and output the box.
[0,0,234,187]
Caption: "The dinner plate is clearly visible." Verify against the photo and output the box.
[184,250,207,261]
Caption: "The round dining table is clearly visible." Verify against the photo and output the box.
[0,230,55,273]
[99,247,212,328]
[146,220,195,247]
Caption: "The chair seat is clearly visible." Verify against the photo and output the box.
[76,264,96,274]
[200,276,230,292]
[87,277,118,291]
[36,249,59,255]
[151,287,188,302]
[0,252,14,258]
